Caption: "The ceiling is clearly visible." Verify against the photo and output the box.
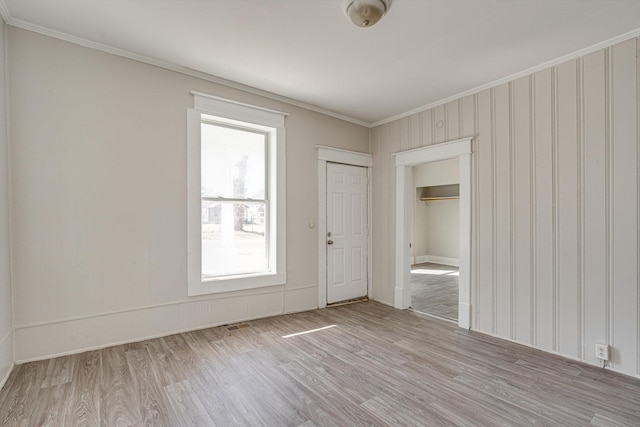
[3,1,640,126]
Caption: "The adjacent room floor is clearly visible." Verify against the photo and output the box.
[411,262,459,322]
[1,301,639,426]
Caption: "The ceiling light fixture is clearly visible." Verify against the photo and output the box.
[343,0,391,28]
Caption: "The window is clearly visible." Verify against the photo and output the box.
[201,122,268,278]
[187,92,286,296]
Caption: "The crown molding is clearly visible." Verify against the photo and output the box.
[0,1,369,128]
[2,1,639,129]
[371,26,640,128]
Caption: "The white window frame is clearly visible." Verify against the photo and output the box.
[187,91,287,296]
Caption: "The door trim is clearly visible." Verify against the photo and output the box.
[317,146,373,309]
[394,138,473,329]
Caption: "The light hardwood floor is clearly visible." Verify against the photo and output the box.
[1,301,639,426]
[411,262,459,321]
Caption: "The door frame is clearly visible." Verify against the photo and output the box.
[394,138,472,329]
[317,146,373,309]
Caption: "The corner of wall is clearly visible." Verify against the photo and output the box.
[0,14,15,390]
[0,330,13,390]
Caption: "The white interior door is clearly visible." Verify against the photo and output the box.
[326,163,368,304]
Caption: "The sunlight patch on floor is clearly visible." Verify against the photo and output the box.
[282,325,337,338]
[411,269,454,275]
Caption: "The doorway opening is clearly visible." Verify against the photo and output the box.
[394,138,472,329]
[410,158,460,322]
[411,263,459,321]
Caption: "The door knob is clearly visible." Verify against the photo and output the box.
[327,240,334,245]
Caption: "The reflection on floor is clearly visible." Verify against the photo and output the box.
[410,262,459,321]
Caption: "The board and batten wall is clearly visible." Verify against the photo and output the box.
[372,37,640,378]
[8,27,369,362]
[0,18,14,387]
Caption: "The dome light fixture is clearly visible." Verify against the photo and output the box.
[343,0,392,28]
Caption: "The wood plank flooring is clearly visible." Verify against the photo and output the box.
[1,301,639,426]
[411,262,459,321]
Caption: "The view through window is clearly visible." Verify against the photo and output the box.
[200,121,268,278]
[187,92,286,296]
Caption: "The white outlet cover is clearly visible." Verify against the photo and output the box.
[595,343,609,361]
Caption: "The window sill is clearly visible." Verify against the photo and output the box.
[188,272,287,296]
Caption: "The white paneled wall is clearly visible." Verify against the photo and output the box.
[371,38,639,377]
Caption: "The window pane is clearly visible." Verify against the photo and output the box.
[201,123,266,200]
[201,200,268,278]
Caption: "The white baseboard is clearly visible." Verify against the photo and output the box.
[394,286,404,309]
[413,255,429,264]
[425,255,459,267]
[0,329,14,391]
[474,328,640,380]
[458,302,470,329]
[14,285,317,363]
[0,363,12,391]
[284,285,318,314]
[412,255,459,266]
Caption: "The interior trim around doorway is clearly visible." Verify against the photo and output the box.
[394,138,473,329]
[317,146,373,309]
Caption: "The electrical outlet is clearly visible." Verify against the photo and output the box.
[595,343,609,361]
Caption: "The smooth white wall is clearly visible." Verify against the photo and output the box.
[8,28,369,361]
[372,37,640,378]
[0,18,14,387]
[424,200,459,261]
[412,188,428,261]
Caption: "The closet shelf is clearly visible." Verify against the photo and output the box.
[419,184,459,201]
[420,196,459,201]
